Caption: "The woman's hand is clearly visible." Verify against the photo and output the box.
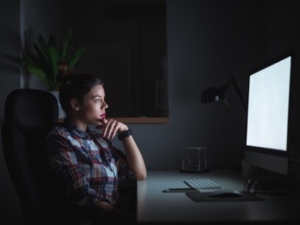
[96,118,128,139]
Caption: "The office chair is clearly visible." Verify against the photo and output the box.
[1,89,96,225]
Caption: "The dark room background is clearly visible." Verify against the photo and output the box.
[1,0,300,224]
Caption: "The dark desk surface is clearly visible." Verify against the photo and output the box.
[137,170,300,223]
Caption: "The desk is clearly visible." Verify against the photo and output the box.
[137,170,300,223]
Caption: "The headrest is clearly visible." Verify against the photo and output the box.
[4,89,59,130]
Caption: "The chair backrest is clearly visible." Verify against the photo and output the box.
[1,89,59,224]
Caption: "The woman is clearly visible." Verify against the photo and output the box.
[45,67,147,222]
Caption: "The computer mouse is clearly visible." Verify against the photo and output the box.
[209,189,243,198]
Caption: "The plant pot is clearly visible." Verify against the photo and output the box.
[49,91,65,119]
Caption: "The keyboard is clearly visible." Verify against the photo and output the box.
[184,178,222,190]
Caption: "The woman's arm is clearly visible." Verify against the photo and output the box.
[97,118,147,180]
[119,134,147,180]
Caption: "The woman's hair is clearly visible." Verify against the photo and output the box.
[57,62,105,116]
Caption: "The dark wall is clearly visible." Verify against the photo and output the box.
[166,0,266,170]
[0,1,22,224]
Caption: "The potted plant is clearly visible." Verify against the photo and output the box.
[17,28,85,118]
[17,28,85,91]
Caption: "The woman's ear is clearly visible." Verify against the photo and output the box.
[70,98,80,111]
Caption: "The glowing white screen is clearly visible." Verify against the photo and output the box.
[246,56,291,151]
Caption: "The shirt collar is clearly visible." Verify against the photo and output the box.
[63,119,92,139]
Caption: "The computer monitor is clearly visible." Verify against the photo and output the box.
[244,50,293,176]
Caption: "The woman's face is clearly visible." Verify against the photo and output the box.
[78,84,108,125]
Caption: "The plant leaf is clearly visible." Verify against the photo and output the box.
[18,58,47,79]
[16,29,85,90]
[48,45,59,82]
[36,35,54,77]
[59,28,74,61]
[68,47,85,69]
